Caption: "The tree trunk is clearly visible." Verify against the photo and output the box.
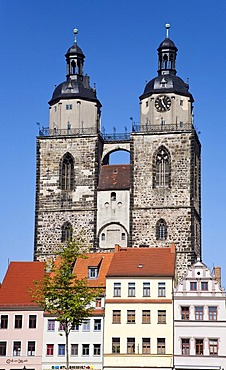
[65,329,69,370]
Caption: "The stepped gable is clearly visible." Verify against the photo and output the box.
[98,165,130,190]
[0,262,45,307]
[74,252,114,287]
[106,245,175,277]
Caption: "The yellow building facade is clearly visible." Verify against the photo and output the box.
[103,246,175,370]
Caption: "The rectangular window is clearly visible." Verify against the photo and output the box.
[66,104,72,110]
[209,339,218,355]
[157,338,165,354]
[143,282,150,297]
[13,341,21,356]
[46,344,54,356]
[195,339,203,355]
[195,307,203,320]
[0,342,7,356]
[142,310,151,324]
[201,281,208,291]
[58,344,65,356]
[93,344,101,356]
[112,338,120,353]
[14,315,22,329]
[181,338,190,355]
[71,344,78,356]
[29,315,37,329]
[27,341,35,356]
[158,310,166,324]
[127,310,135,323]
[142,338,151,354]
[82,320,90,331]
[47,319,55,331]
[158,282,166,297]
[59,322,65,331]
[88,267,98,279]
[0,315,8,329]
[112,310,121,324]
[209,306,217,320]
[96,298,102,308]
[181,306,189,320]
[94,319,101,331]
[128,282,135,297]
[127,338,135,354]
[82,344,89,356]
[71,323,79,331]
[114,283,121,297]
[190,281,197,290]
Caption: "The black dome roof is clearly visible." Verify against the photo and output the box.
[140,74,193,101]
[158,37,177,50]
[49,78,100,106]
[66,42,84,57]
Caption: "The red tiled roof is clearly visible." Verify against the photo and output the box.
[106,245,175,277]
[74,252,114,287]
[98,165,130,190]
[0,262,45,307]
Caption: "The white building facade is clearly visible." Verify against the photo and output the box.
[42,308,104,370]
[174,260,226,370]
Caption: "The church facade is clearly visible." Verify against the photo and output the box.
[34,26,201,278]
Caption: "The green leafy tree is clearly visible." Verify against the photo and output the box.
[32,238,102,370]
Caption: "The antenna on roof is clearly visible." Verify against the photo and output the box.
[73,28,78,43]
[165,23,170,38]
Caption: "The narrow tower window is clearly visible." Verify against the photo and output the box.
[60,153,74,191]
[156,219,167,240]
[61,222,72,242]
[154,147,170,188]
[111,192,116,201]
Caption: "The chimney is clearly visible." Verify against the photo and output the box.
[214,267,221,287]
[114,244,120,253]
[170,243,175,254]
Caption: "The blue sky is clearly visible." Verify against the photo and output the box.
[0,0,226,285]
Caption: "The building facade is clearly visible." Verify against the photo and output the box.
[174,260,226,369]
[0,262,45,370]
[103,245,175,370]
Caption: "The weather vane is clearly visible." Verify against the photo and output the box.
[165,23,170,38]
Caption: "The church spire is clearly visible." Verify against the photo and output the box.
[157,24,178,76]
[65,28,85,80]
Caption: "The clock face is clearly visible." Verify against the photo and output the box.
[155,95,171,112]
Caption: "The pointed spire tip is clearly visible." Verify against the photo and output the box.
[165,23,170,38]
[73,28,79,43]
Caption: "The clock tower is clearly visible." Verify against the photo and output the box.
[131,25,201,278]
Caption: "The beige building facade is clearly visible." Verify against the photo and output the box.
[103,245,175,370]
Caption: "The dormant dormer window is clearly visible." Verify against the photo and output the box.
[201,281,208,291]
[88,267,98,279]
[190,281,197,291]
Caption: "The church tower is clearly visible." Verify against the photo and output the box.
[131,24,201,277]
[34,29,102,260]
[34,25,201,279]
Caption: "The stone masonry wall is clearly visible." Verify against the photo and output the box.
[131,130,201,279]
[34,134,100,260]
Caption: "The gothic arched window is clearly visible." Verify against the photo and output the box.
[61,222,72,242]
[60,153,74,191]
[156,219,167,240]
[154,147,170,188]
